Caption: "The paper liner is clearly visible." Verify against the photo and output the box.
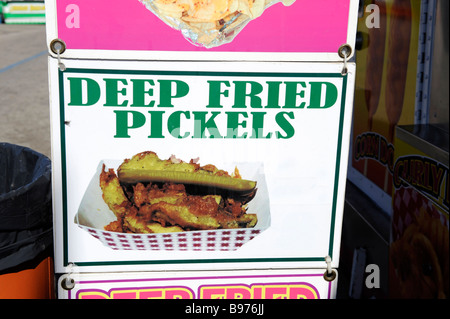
[75,160,270,251]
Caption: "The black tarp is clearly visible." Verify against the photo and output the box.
[0,143,53,272]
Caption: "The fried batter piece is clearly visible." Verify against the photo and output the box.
[99,155,257,234]
[99,166,133,219]
[132,182,257,230]
[100,165,185,233]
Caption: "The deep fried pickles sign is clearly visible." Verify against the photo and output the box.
[50,59,354,273]
[66,72,339,140]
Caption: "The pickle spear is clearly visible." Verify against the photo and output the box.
[117,151,257,194]
[118,169,256,193]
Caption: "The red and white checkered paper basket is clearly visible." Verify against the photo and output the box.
[79,225,264,251]
[76,161,270,251]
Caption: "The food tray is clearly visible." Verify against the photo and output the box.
[75,160,271,251]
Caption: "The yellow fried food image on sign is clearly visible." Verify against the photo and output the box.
[139,0,296,47]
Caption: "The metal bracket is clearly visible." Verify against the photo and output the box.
[323,255,337,281]
[49,38,67,71]
[60,262,76,290]
[338,44,352,75]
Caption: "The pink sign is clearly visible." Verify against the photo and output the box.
[56,0,351,53]
[58,270,335,300]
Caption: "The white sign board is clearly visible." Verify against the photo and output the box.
[49,58,355,273]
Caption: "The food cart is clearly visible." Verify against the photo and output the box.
[344,0,448,299]
[44,0,359,300]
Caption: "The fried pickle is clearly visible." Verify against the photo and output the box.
[118,151,256,194]
[99,152,257,234]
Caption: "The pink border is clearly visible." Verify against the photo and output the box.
[56,0,350,53]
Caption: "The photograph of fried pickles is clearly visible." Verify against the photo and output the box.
[138,0,296,47]
[100,151,258,234]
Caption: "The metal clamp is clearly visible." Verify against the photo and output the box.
[60,262,76,290]
[323,255,337,282]
[338,44,352,76]
[50,38,66,71]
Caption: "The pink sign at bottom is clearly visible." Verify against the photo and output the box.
[58,269,337,299]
